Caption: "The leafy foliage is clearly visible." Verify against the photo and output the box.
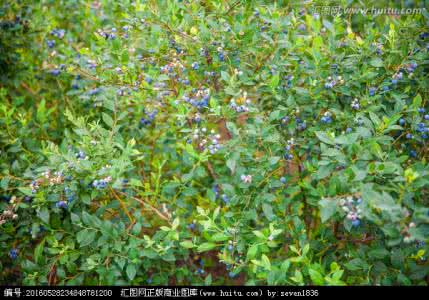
[1,0,429,285]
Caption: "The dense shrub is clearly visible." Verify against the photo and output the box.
[1,0,429,285]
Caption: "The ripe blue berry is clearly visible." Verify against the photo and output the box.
[49,69,61,76]
[399,118,405,125]
[56,201,68,209]
[351,219,361,227]
[9,248,18,259]
[197,268,205,274]
[46,39,55,48]
[221,194,229,204]
[191,62,199,70]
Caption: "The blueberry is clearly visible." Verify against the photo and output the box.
[197,268,204,274]
[76,150,86,159]
[9,248,18,259]
[218,52,225,61]
[410,150,417,158]
[399,118,405,125]
[351,219,361,227]
[406,133,413,139]
[212,185,219,197]
[424,114,429,120]
[346,127,353,133]
[88,88,101,96]
[221,194,229,203]
[227,244,234,251]
[56,201,68,209]
[46,39,55,48]
[280,177,287,184]
[369,87,376,96]
[49,69,61,76]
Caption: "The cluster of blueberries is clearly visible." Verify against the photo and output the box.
[400,106,428,158]
[284,138,294,161]
[76,150,87,160]
[339,196,363,227]
[229,91,251,113]
[416,108,429,140]
[182,88,211,110]
[320,111,333,124]
[45,29,67,75]
[324,76,343,89]
[295,117,307,131]
[46,28,65,48]
[212,184,230,205]
[92,176,112,190]
[55,186,76,210]
[140,109,158,126]
[96,27,124,40]
[351,98,360,110]
[9,248,18,260]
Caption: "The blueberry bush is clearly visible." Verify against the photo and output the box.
[1,0,429,286]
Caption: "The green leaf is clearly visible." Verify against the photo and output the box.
[37,207,50,224]
[261,254,271,270]
[226,157,236,174]
[412,94,422,108]
[34,238,45,264]
[180,240,195,249]
[270,74,280,89]
[315,131,336,145]
[247,244,258,260]
[132,222,141,235]
[126,264,137,281]
[369,57,383,68]
[197,242,217,253]
[319,198,337,222]
[309,269,324,285]
[102,112,114,128]
[262,203,275,221]
[210,232,230,242]
[77,229,96,247]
